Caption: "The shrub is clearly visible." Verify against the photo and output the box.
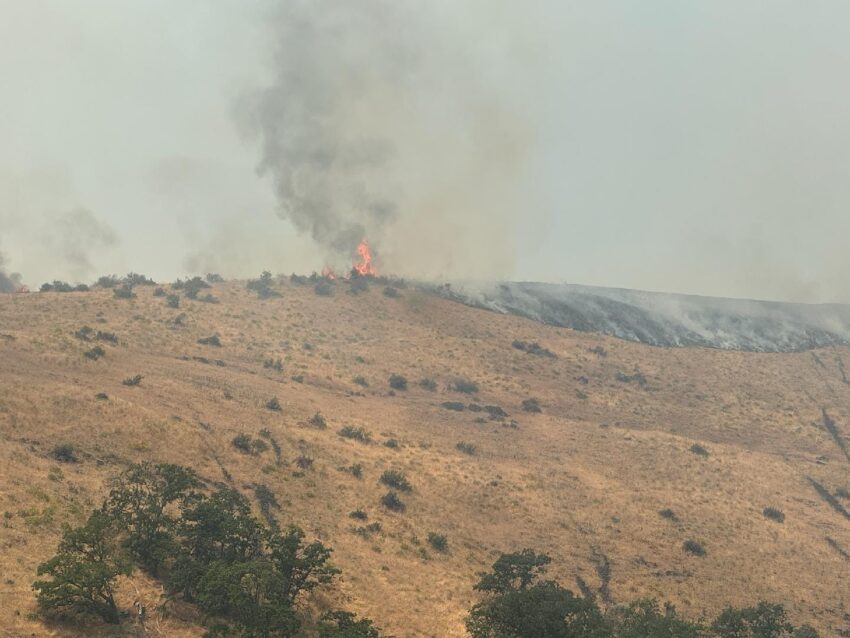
[33,511,130,624]
[763,507,785,523]
[658,508,677,520]
[616,370,647,387]
[198,293,219,304]
[348,464,363,479]
[247,271,280,298]
[122,374,143,386]
[95,392,109,401]
[484,405,508,419]
[683,540,705,556]
[836,487,850,500]
[383,286,400,298]
[96,275,119,288]
[252,439,269,455]
[419,378,437,391]
[450,378,479,394]
[314,281,334,296]
[198,334,221,347]
[338,425,371,443]
[380,491,404,512]
[74,326,94,341]
[318,610,385,638]
[96,331,118,344]
[689,443,709,457]
[51,444,78,463]
[388,374,408,391]
[427,532,448,552]
[206,273,224,283]
[182,276,210,299]
[521,398,542,413]
[349,278,369,294]
[232,433,253,454]
[113,285,136,299]
[84,346,106,360]
[383,439,399,449]
[456,441,476,455]
[442,401,466,412]
[295,455,314,470]
[165,293,179,308]
[379,470,411,492]
[264,358,283,372]
[266,397,282,411]
[512,340,556,358]
[349,509,368,521]
[309,412,327,429]
[291,375,304,384]
[589,345,607,357]
[353,376,369,387]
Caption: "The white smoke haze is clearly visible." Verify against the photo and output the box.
[2,2,850,301]
[239,0,528,279]
[0,169,119,286]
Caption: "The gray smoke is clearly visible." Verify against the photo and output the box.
[240,0,527,277]
[50,208,119,282]
[0,251,23,293]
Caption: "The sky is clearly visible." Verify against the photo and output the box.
[1,1,849,302]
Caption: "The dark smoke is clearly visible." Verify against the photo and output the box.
[240,1,526,277]
[0,251,23,293]
[241,1,406,257]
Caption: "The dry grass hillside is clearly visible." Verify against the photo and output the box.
[1,278,849,637]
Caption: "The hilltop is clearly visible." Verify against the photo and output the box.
[1,276,849,636]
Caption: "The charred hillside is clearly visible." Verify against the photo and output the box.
[434,281,850,352]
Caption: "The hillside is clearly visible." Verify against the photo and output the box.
[1,278,849,637]
[436,281,850,352]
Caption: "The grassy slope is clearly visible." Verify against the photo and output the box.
[0,280,849,637]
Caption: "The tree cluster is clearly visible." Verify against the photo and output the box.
[33,463,386,637]
[467,549,819,638]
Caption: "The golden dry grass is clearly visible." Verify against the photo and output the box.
[1,279,849,636]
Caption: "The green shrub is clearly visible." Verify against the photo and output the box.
[763,507,785,523]
[51,444,78,463]
[521,398,542,413]
[291,375,304,384]
[295,455,313,470]
[153,286,166,297]
[689,443,709,457]
[338,425,371,443]
[266,397,282,411]
[683,539,705,556]
[388,374,408,391]
[198,334,221,347]
[383,286,400,298]
[84,346,106,360]
[349,509,368,521]
[112,285,136,299]
[450,378,479,394]
[206,273,224,283]
[95,392,109,401]
[232,433,253,454]
[309,412,327,429]
[264,358,283,372]
[658,508,677,520]
[419,378,437,391]
[314,281,334,296]
[380,491,404,512]
[353,376,369,387]
[442,401,466,411]
[348,464,363,479]
[166,294,180,308]
[456,441,476,455]
[122,374,143,386]
[379,470,411,492]
[427,532,448,552]
[383,439,399,449]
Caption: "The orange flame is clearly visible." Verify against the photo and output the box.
[353,240,376,276]
[321,266,337,280]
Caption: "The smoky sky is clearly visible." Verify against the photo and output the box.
[1,1,850,302]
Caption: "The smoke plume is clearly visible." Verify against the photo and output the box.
[0,251,22,293]
[240,0,527,278]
